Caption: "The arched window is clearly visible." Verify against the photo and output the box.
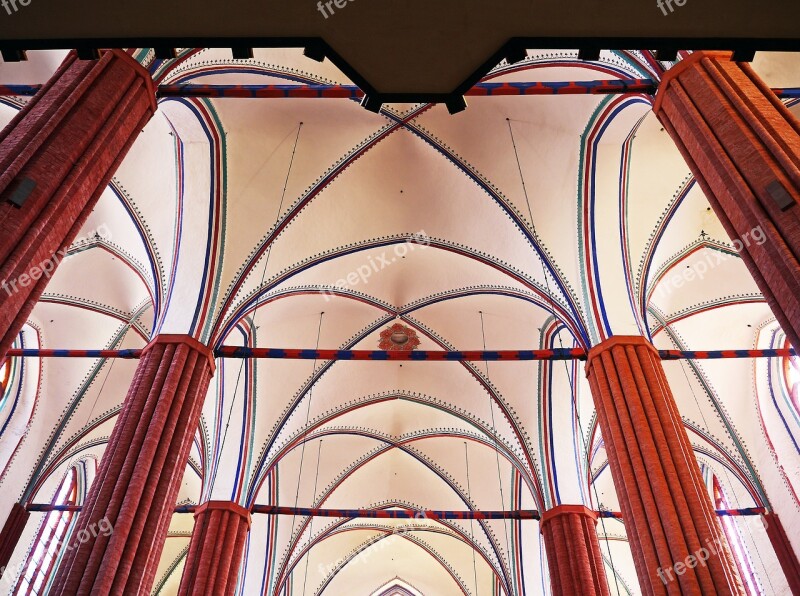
[784,341,800,411]
[713,477,762,596]
[15,468,78,595]
[0,359,9,394]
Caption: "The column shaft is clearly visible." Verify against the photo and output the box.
[654,51,800,352]
[50,335,214,595]
[0,503,30,579]
[178,501,251,596]
[586,336,743,595]
[0,50,156,361]
[762,513,800,594]
[541,505,611,596]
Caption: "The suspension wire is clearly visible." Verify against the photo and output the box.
[217,122,304,482]
[674,351,773,594]
[289,313,325,542]
[301,439,323,595]
[464,442,480,596]
[59,351,118,481]
[507,118,622,594]
[478,312,514,578]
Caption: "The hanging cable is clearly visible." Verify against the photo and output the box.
[478,312,513,575]
[217,122,304,485]
[507,118,622,594]
[289,312,325,543]
[301,439,323,595]
[464,441,480,596]
[59,354,118,480]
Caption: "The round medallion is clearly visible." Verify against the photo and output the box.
[379,323,420,351]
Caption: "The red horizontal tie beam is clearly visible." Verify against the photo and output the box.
[248,506,539,520]
[25,503,537,519]
[215,347,585,361]
[599,507,766,519]
[27,504,766,519]
[2,82,798,99]
[6,347,796,361]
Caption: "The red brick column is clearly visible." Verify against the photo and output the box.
[761,512,800,594]
[540,505,610,596]
[50,335,214,595]
[178,501,251,596]
[586,336,743,595]
[0,49,156,361]
[653,51,800,352]
[0,503,29,579]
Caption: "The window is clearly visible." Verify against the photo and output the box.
[15,468,78,595]
[713,478,761,596]
[783,341,799,411]
[0,359,9,394]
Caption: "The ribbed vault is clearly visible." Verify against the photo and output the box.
[0,47,798,595]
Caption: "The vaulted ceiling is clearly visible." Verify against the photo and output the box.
[0,48,799,595]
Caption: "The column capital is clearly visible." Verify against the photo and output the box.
[653,51,732,114]
[193,501,252,528]
[540,504,597,528]
[586,335,659,371]
[104,49,158,113]
[143,334,216,373]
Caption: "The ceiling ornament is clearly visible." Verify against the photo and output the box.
[378,323,420,352]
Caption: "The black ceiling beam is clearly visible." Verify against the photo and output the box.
[0,37,797,104]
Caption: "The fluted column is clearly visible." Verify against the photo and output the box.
[51,335,214,595]
[0,503,29,579]
[761,512,800,594]
[586,336,743,595]
[540,505,610,596]
[654,51,800,352]
[178,501,251,596]
[0,49,156,361]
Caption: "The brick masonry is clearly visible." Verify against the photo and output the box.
[586,336,743,595]
[0,50,157,361]
[178,501,252,596]
[540,504,611,595]
[50,336,214,595]
[654,51,800,353]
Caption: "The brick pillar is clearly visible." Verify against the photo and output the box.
[0,50,157,361]
[586,336,743,595]
[50,335,214,595]
[540,505,610,596]
[761,512,800,594]
[0,503,29,579]
[653,51,800,352]
[178,501,251,596]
